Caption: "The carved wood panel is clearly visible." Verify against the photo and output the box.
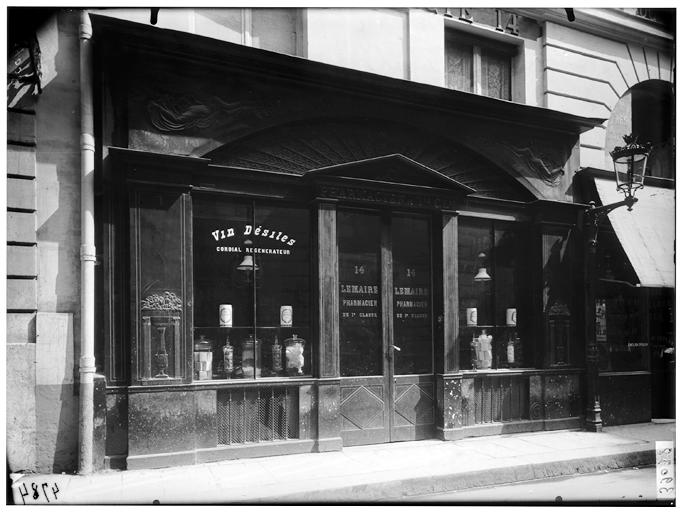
[393,381,434,427]
[207,119,534,202]
[340,381,386,432]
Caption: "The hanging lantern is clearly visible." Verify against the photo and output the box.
[610,134,652,201]
[473,252,492,282]
[236,239,260,272]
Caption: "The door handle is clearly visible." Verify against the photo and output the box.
[392,345,401,352]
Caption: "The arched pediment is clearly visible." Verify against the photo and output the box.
[206,118,537,202]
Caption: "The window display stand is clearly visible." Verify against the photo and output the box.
[194,325,310,381]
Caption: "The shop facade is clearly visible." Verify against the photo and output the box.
[92,15,605,470]
[7,8,674,474]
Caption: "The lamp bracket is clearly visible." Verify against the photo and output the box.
[584,196,638,247]
[585,195,638,221]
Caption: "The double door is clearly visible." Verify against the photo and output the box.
[338,209,435,446]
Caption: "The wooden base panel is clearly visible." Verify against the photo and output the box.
[436,416,583,440]
[127,440,318,469]
[315,437,344,452]
[197,440,316,464]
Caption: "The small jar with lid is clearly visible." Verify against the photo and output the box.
[284,334,305,376]
[241,334,261,378]
[193,335,213,380]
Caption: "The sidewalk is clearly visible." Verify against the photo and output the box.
[10,421,675,504]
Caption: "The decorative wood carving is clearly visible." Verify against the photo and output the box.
[499,141,566,186]
[529,373,581,420]
[208,119,535,202]
[140,291,183,311]
[466,133,573,188]
[146,94,268,133]
[127,67,577,201]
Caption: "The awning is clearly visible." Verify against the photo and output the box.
[594,178,675,288]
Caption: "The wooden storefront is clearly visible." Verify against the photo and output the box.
[93,15,605,470]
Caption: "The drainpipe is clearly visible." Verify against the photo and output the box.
[78,9,96,475]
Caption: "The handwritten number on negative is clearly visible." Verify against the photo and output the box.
[18,483,29,505]
[16,481,59,504]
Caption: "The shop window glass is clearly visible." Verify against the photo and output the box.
[193,197,311,380]
[458,218,529,370]
[133,189,189,383]
[596,293,646,372]
[338,210,382,377]
[392,214,432,375]
[595,231,649,372]
[542,227,575,367]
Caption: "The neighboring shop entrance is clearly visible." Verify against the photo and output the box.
[337,209,435,446]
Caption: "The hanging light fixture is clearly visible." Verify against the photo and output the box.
[236,239,260,272]
[610,134,652,205]
[473,252,492,282]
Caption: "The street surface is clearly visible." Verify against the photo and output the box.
[405,466,662,503]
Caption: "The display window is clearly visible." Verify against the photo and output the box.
[458,217,530,370]
[595,231,650,372]
[132,189,190,383]
[541,226,577,367]
[595,292,647,371]
[193,197,311,380]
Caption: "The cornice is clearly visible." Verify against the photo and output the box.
[90,13,604,136]
[509,8,674,52]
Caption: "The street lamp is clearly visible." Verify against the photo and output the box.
[611,134,650,202]
[583,134,651,432]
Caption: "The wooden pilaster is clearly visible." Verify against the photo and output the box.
[315,200,342,451]
[442,211,459,373]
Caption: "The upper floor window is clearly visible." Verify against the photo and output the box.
[445,31,514,100]
[632,81,674,180]
[194,8,301,56]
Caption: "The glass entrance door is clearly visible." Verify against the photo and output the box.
[338,210,434,446]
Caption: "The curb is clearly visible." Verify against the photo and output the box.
[238,447,655,503]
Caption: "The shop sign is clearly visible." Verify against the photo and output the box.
[211,224,296,245]
[339,283,431,320]
[340,283,379,319]
[395,285,429,320]
[210,224,297,255]
[595,299,607,342]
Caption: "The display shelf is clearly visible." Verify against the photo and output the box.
[194,325,309,330]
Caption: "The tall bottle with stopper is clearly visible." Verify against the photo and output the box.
[272,335,283,375]
[506,308,517,367]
